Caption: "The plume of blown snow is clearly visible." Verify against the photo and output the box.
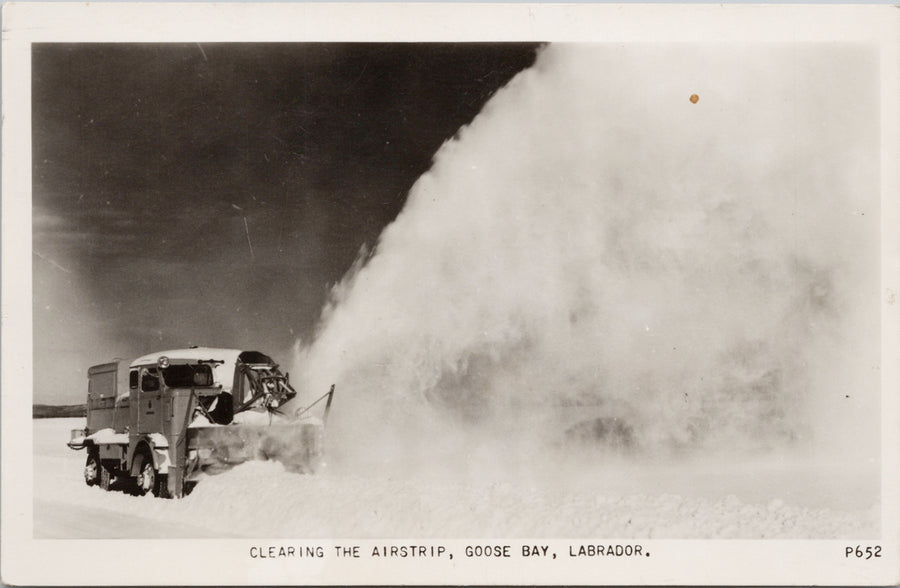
[290,44,880,476]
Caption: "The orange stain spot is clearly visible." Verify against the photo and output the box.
[689,94,700,104]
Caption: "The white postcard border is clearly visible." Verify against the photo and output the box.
[2,3,898,585]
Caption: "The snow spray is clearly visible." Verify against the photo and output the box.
[291,44,879,472]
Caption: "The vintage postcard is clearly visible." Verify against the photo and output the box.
[2,2,898,585]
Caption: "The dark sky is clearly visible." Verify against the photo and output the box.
[32,43,540,403]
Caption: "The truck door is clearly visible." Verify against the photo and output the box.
[127,368,139,433]
[138,367,161,434]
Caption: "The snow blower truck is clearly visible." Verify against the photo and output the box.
[67,347,334,498]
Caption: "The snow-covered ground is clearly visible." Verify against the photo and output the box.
[34,418,878,539]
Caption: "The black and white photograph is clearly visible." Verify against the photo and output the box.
[3,3,898,586]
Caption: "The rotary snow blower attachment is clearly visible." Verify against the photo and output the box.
[68,347,335,498]
[229,353,298,414]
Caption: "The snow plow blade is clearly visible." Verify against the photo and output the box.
[189,418,326,474]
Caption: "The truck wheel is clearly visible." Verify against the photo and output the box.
[100,465,112,491]
[154,473,169,498]
[84,451,101,486]
[134,452,157,497]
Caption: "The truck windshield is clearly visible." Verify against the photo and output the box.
[161,364,214,388]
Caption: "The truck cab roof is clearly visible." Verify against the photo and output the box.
[129,347,245,368]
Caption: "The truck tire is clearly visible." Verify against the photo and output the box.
[100,465,112,491]
[154,473,170,499]
[84,450,101,486]
[133,451,157,497]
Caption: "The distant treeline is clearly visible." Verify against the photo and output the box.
[33,404,86,419]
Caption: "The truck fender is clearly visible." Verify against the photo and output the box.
[129,439,171,475]
[153,446,171,474]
